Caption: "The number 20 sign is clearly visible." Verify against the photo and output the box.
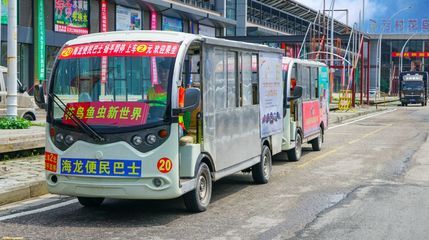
[157,158,173,173]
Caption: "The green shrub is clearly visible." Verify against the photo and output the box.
[0,117,31,129]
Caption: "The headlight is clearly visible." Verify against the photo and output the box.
[65,135,75,145]
[55,133,64,143]
[132,135,143,146]
[146,134,157,145]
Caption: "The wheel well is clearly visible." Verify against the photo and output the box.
[196,152,215,175]
[296,127,303,138]
[23,111,36,120]
[320,122,325,134]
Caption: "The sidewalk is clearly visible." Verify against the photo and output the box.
[328,105,390,125]
[0,105,394,206]
[0,155,46,206]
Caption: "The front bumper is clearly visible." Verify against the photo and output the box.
[401,96,424,104]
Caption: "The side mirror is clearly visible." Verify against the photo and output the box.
[173,88,201,115]
[34,84,47,110]
[287,86,303,101]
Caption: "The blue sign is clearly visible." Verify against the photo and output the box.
[60,158,142,177]
[162,16,183,32]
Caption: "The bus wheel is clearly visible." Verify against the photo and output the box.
[77,197,104,207]
[184,162,212,212]
[401,102,405,106]
[311,128,323,151]
[252,145,272,184]
[287,132,302,161]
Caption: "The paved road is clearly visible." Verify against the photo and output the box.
[1,104,429,240]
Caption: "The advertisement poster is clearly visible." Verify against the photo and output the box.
[54,0,89,35]
[318,66,329,129]
[259,52,283,138]
[162,16,183,32]
[116,5,142,31]
[302,101,320,137]
[1,0,7,24]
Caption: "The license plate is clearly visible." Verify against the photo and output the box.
[60,158,142,177]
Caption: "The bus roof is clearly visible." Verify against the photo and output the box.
[282,57,327,67]
[65,30,283,54]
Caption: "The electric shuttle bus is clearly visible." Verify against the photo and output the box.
[35,31,287,212]
[279,57,329,161]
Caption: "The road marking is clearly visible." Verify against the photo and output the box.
[296,110,396,168]
[329,108,397,130]
[296,146,345,168]
[0,199,77,222]
[347,124,392,145]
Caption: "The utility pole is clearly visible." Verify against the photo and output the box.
[6,0,17,118]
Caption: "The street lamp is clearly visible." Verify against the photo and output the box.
[400,32,418,72]
[376,5,412,96]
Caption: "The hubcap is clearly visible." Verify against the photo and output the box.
[198,175,207,201]
[263,153,270,178]
[296,136,302,158]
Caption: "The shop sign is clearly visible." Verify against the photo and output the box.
[162,16,183,32]
[1,0,8,24]
[37,0,46,80]
[116,5,142,31]
[54,0,89,35]
[59,42,180,59]
[392,52,429,58]
[100,0,108,32]
[62,102,149,126]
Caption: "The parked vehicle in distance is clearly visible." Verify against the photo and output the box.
[0,66,37,120]
[399,71,429,106]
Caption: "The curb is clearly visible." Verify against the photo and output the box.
[331,108,387,124]
[0,181,48,206]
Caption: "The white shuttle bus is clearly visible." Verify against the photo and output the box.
[35,31,288,212]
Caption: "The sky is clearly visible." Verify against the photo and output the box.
[297,0,429,33]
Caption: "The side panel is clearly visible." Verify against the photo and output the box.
[202,45,261,171]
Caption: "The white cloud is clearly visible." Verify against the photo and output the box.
[296,0,387,26]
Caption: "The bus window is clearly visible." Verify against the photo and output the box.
[242,52,253,106]
[251,54,259,105]
[227,51,238,108]
[301,65,311,100]
[214,48,226,110]
[311,67,318,99]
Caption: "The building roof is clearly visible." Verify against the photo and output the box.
[258,0,352,34]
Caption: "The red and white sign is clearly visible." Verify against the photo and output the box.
[62,102,150,126]
[100,0,108,32]
[59,42,180,59]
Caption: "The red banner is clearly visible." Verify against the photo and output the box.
[392,52,429,58]
[62,102,150,126]
[302,100,320,137]
[59,42,180,59]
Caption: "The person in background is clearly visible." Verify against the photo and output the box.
[411,60,421,72]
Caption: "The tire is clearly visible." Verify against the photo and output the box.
[311,128,323,151]
[23,113,35,121]
[401,102,405,106]
[287,132,302,161]
[422,102,425,107]
[184,162,212,212]
[252,145,272,184]
[77,197,104,207]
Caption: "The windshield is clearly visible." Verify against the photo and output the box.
[402,81,423,90]
[50,41,179,129]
